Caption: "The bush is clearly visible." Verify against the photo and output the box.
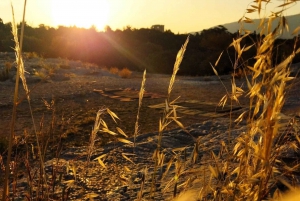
[118,67,132,78]
[0,61,12,81]
[59,58,70,69]
[109,67,119,75]
[25,52,39,59]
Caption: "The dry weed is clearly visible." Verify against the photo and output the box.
[118,67,132,78]
[109,67,119,75]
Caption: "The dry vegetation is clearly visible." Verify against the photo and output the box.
[1,0,300,200]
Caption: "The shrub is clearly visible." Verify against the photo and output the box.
[59,58,71,69]
[109,67,119,75]
[25,52,39,59]
[118,67,132,78]
[0,61,13,81]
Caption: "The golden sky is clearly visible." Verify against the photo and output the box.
[0,0,299,33]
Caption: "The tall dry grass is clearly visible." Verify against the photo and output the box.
[1,0,300,200]
[186,1,300,200]
[2,2,31,200]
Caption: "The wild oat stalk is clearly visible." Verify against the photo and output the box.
[86,108,132,174]
[86,109,104,175]
[2,2,30,200]
[134,70,146,149]
[150,36,189,198]
[206,1,300,200]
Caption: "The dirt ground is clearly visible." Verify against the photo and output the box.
[1,58,300,149]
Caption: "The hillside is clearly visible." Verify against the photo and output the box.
[194,14,300,38]
[222,13,300,38]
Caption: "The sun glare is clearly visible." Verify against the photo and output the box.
[50,0,109,30]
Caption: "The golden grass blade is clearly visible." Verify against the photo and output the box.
[63,180,75,187]
[277,1,295,7]
[124,166,131,172]
[192,143,199,164]
[251,4,259,9]
[210,63,219,76]
[165,99,170,112]
[292,26,300,35]
[122,153,135,164]
[96,158,107,169]
[159,119,163,133]
[282,16,289,32]
[257,0,262,14]
[134,70,146,148]
[168,36,189,96]
[116,127,128,138]
[117,138,133,144]
[234,111,247,123]
[169,96,181,105]
[101,128,117,135]
[72,165,77,180]
[244,17,254,23]
[209,165,219,179]
[100,119,108,129]
[215,51,223,66]
[170,117,184,129]
[93,154,107,160]
[243,44,254,52]
[85,193,99,199]
[218,95,228,108]
[247,9,256,13]
[238,17,243,23]
[107,108,120,123]
[119,174,129,185]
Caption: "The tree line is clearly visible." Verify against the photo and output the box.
[0,18,299,76]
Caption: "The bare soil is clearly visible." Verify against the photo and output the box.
[1,58,300,149]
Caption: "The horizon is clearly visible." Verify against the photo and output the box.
[0,0,299,33]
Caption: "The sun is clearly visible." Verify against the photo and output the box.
[50,0,109,30]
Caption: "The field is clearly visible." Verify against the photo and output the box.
[1,0,300,200]
[0,53,252,146]
[1,52,300,200]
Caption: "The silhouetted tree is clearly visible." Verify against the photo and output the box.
[0,20,298,75]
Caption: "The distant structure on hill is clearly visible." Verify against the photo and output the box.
[151,24,164,32]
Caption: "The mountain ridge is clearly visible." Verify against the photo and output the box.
[193,13,300,38]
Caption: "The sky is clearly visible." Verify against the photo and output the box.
[0,0,300,33]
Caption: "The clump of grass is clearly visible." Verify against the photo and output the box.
[197,1,300,200]
[150,36,189,198]
[24,52,39,59]
[118,67,132,78]
[2,2,49,200]
[0,61,12,81]
[59,58,70,69]
[33,59,58,80]
[2,0,300,200]
[109,67,119,75]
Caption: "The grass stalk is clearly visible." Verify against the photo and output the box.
[134,70,146,149]
[150,36,189,198]
[2,2,27,200]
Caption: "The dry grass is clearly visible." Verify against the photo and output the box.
[118,67,132,78]
[24,52,39,59]
[59,57,71,69]
[109,67,119,75]
[0,61,12,81]
[1,0,300,200]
